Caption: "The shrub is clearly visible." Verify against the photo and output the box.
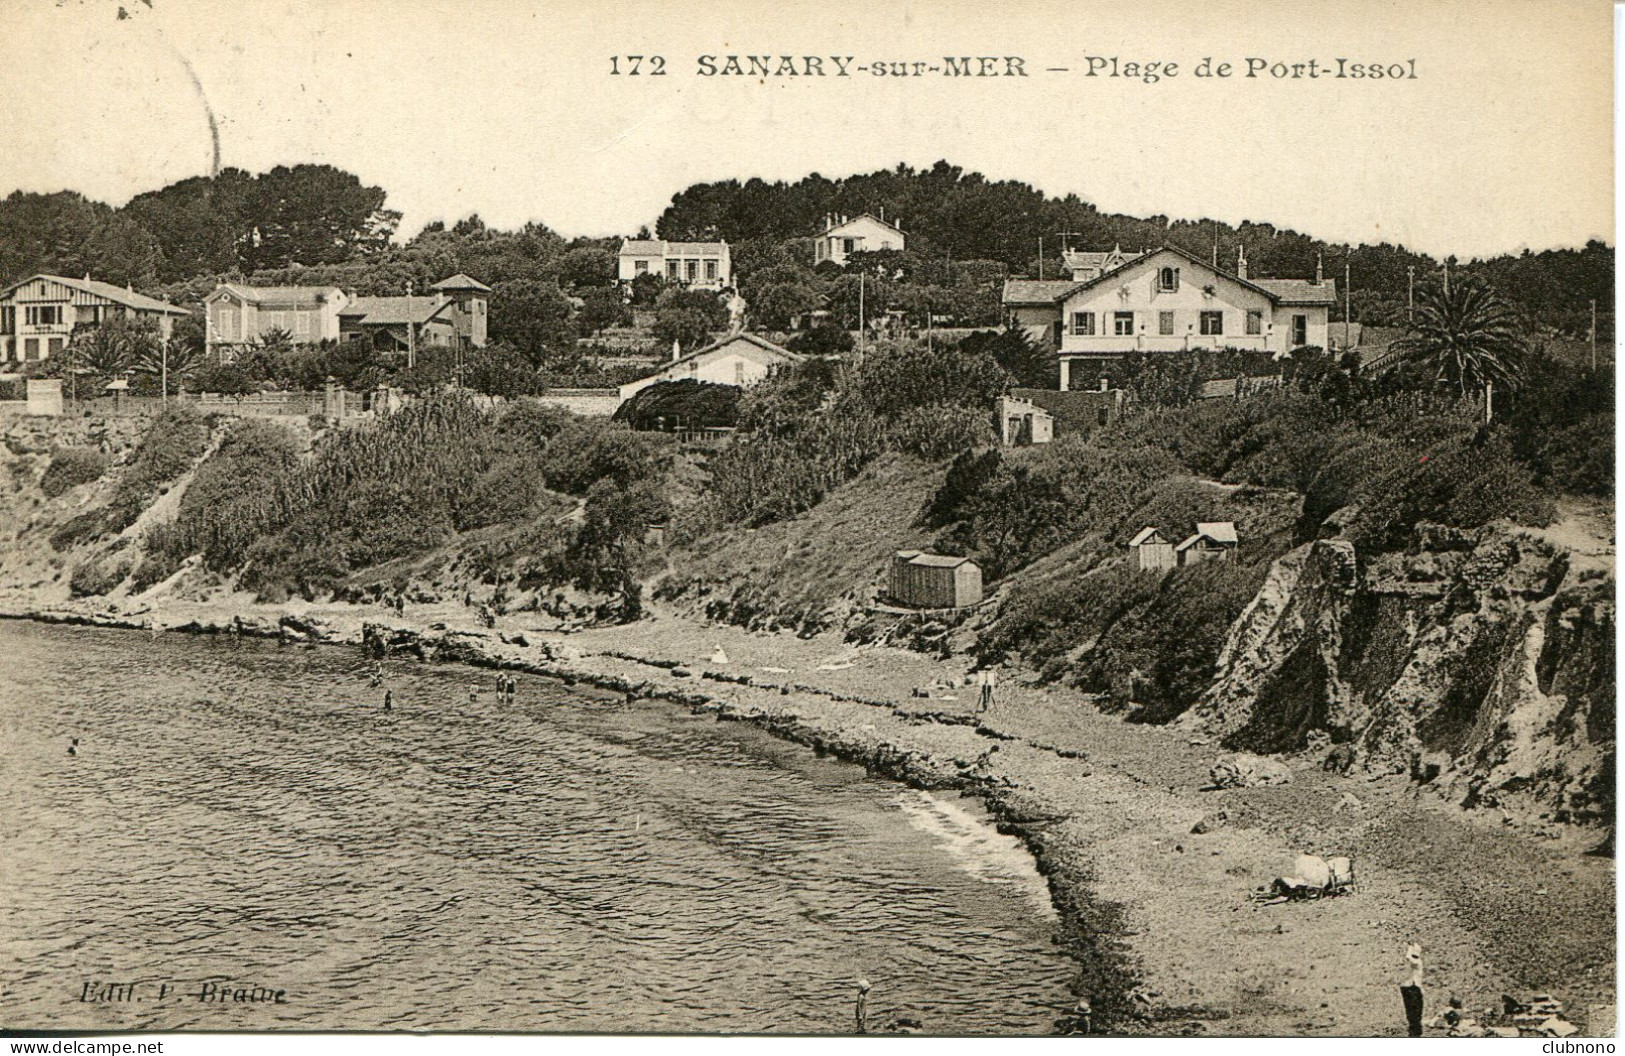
[107,405,211,531]
[40,447,110,498]
[614,379,742,431]
[69,554,129,597]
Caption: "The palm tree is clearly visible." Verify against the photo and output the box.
[1393,279,1527,403]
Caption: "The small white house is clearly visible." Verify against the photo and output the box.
[996,395,1054,446]
[617,240,732,289]
[814,213,906,267]
[617,331,802,403]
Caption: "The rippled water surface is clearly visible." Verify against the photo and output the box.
[0,621,1075,1033]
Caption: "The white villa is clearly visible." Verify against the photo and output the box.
[814,213,906,267]
[617,331,801,403]
[1002,244,1336,389]
[0,275,190,365]
[617,240,732,289]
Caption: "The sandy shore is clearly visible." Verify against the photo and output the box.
[5,591,1614,1037]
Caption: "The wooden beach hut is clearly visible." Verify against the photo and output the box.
[1128,527,1178,571]
[889,550,984,609]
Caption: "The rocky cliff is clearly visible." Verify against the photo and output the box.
[1188,524,1613,825]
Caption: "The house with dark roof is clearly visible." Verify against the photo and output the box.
[617,239,732,289]
[0,274,190,366]
[814,213,906,267]
[1002,245,1337,385]
[616,331,801,403]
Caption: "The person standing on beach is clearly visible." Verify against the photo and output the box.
[383,690,393,712]
[978,669,997,714]
[1400,942,1425,1037]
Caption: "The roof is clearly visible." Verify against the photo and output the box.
[823,213,904,237]
[1128,527,1167,547]
[338,296,449,326]
[1063,248,1145,272]
[1037,244,1338,308]
[3,274,190,315]
[618,239,729,257]
[907,553,977,569]
[209,283,341,308]
[1197,378,1239,400]
[1251,277,1338,306]
[1197,521,1238,544]
[430,273,491,293]
[894,549,924,560]
[665,330,802,372]
[1002,279,1080,306]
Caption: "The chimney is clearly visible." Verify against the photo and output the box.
[672,339,682,362]
[1099,377,1109,393]
[1236,245,1248,280]
[1315,254,1324,285]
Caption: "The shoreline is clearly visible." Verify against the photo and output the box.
[3,594,1614,1036]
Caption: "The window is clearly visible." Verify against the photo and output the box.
[686,260,699,282]
[47,337,64,358]
[705,259,718,281]
[667,261,681,280]
[1113,311,1134,336]
[1159,311,1175,335]
[1070,311,1095,336]
[880,241,893,250]
[0,306,12,335]
[634,260,649,275]
[25,305,62,326]
[842,238,856,255]
[1158,267,1180,292]
[1246,310,1263,335]
[1200,310,1224,336]
[734,361,745,385]
[23,338,39,360]
[1291,314,1307,346]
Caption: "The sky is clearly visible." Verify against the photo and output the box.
[0,0,1613,259]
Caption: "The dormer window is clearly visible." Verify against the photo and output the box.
[1158,267,1180,292]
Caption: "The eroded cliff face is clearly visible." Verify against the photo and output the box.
[1187,524,1614,825]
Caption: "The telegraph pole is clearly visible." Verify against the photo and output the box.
[1590,299,1598,370]
[406,281,416,371]
[1407,265,1415,323]
[1344,259,1352,350]
[857,272,865,354]
[1037,237,1044,281]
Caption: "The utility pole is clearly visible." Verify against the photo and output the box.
[1407,265,1415,323]
[161,340,168,405]
[1590,299,1598,370]
[1344,259,1352,350]
[857,272,865,354]
[1037,237,1044,281]
[406,281,416,371]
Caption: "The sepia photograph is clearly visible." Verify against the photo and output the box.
[0,0,1615,1043]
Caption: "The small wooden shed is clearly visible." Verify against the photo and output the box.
[1128,526,1177,571]
[1176,521,1239,566]
[889,550,984,609]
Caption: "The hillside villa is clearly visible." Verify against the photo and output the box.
[814,213,906,267]
[0,274,190,365]
[1003,244,1336,389]
[617,240,732,290]
[204,274,489,359]
[617,331,801,403]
